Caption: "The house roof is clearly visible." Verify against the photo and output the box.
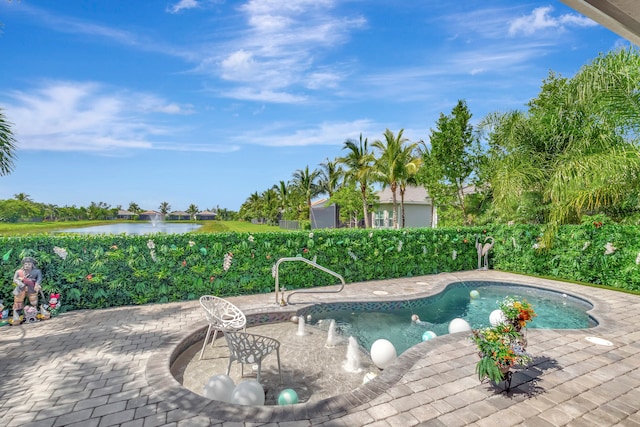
[561,1,640,46]
[376,186,432,204]
[170,211,190,215]
[117,210,134,215]
[197,210,217,215]
[139,210,160,215]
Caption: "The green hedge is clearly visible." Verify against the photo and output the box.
[1,223,639,313]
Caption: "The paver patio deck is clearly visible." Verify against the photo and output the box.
[2,270,640,426]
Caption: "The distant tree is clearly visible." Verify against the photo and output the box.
[318,158,343,198]
[338,134,376,228]
[13,193,32,202]
[291,166,321,221]
[128,202,141,214]
[328,183,378,228]
[158,201,171,216]
[419,100,479,225]
[373,129,412,229]
[0,108,17,176]
[186,204,199,220]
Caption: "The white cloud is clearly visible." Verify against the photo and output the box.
[2,81,196,152]
[234,119,377,147]
[508,6,597,36]
[167,0,200,14]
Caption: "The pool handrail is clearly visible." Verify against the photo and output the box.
[274,256,345,305]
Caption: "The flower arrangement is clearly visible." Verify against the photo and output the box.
[470,323,532,383]
[498,296,536,331]
[470,296,536,383]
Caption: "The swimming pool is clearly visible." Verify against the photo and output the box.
[300,281,596,354]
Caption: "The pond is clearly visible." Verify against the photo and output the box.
[58,222,202,235]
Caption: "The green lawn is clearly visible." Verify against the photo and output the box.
[0,220,286,236]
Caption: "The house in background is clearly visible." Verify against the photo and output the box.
[197,210,217,220]
[117,210,135,220]
[168,211,191,220]
[310,198,340,229]
[138,210,162,221]
[371,186,435,229]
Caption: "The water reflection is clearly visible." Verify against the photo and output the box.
[58,222,202,235]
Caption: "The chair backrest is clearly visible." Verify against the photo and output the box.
[224,331,280,364]
[199,295,246,330]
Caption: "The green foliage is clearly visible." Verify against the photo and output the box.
[2,224,640,314]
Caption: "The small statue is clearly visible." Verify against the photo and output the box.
[475,236,495,270]
[10,257,43,325]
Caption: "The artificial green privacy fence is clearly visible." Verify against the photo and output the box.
[1,223,639,312]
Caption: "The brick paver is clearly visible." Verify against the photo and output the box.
[2,270,640,426]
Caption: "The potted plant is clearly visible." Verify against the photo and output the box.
[470,323,532,383]
[470,296,536,384]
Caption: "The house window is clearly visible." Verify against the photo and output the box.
[374,211,386,227]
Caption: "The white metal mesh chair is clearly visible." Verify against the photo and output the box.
[224,331,282,384]
[198,295,247,360]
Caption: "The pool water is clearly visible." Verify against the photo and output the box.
[304,281,595,355]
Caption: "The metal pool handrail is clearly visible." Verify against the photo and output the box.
[274,256,345,305]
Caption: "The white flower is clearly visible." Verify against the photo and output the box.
[604,242,616,255]
[223,252,233,271]
[511,237,518,248]
[271,264,277,278]
[188,241,195,247]
[53,246,68,260]
[636,252,640,265]
[150,250,157,262]
[348,251,358,261]
[582,241,591,251]
[452,250,457,260]
[369,232,373,238]
[308,232,314,239]
[147,240,155,250]
[248,235,255,243]
[397,241,403,252]
[532,243,539,249]
[423,246,427,255]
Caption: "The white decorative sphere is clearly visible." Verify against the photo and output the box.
[470,290,480,299]
[489,309,507,326]
[231,379,265,406]
[290,315,298,324]
[362,372,378,384]
[448,318,471,334]
[421,331,437,341]
[370,339,397,369]
[203,374,236,402]
[277,388,299,405]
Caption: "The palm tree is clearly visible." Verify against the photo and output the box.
[291,166,321,220]
[186,204,199,220]
[13,193,32,202]
[273,180,290,217]
[338,134,375,228]
[398,146,423,227]
[318,158,343,198]
[372,129,410,229]
[0,109,17,176]
[158,201,171,216]
[128,202,142,214]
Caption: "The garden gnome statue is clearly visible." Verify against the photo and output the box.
[11,257,43,325]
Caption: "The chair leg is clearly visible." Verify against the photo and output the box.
[276,349,282,384]
[210,329,219,348]
[226,359,232,376]
[199,324,213,360]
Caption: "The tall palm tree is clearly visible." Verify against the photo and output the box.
[128,202,142,215]
[291,166,321,220]
[13,193,32,202]
[186,204,199,220]
[338,134,375,228]
[318,158,343,198]
[372,129,410,229]
[0,109,17,176]
[158,201,171,216]
[398,146,423,228]
[273,180,290,217]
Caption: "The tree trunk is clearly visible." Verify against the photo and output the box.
[391,183,398,229]
[361,183,370,228]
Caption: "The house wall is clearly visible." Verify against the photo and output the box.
[373,203,433,228]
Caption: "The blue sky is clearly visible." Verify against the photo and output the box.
[0,1,628,212]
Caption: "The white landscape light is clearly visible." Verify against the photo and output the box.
[202,374,236,402]
[230,379,265,406]
[448,318,471,333]
[489,309,507,326]
[370,339,397,369]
